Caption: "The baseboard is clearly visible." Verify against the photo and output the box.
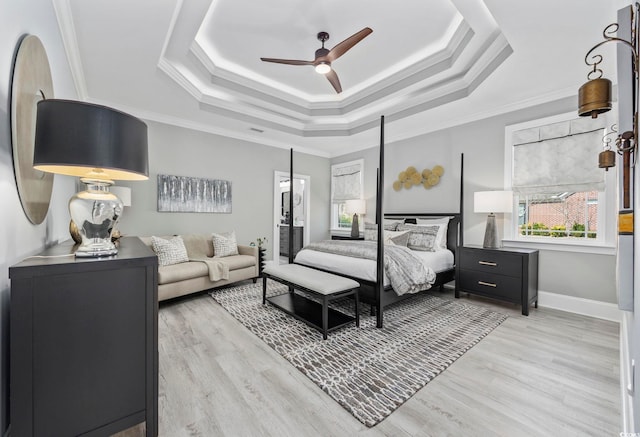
[538,290,621,322]
[620,314,635,432]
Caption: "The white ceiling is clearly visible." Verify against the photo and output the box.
[53,0,630,157]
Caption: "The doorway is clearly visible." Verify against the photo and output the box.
[273,171,310,265]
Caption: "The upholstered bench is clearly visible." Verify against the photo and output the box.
[262,264,360,340]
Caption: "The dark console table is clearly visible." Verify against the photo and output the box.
[9,237,158,436]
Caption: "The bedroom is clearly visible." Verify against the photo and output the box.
[0,0,632,435]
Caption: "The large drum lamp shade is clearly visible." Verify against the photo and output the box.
[33,99,148,180]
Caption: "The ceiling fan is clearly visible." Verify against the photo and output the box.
[260,27,373,94]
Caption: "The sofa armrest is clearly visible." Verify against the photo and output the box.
[238,245,257,257]
[237,245,259,277]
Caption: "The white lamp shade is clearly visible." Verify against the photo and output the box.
[345,199,366,215]
[474,191,513,213]
[110,186,132,207]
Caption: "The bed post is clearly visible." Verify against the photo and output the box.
[376,116,385,328]
[289,147,294,265]
[459,153,464,248]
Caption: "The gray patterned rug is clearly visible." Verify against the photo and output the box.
[211,281,507,427]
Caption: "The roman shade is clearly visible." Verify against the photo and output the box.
[512,117,607,194]
[332,162,362,201]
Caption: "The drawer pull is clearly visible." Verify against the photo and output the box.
[478,261,497,266]
[478,281,497,288]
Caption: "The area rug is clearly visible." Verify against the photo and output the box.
[211,281,507,427]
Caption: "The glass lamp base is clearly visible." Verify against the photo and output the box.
[70,179,123,257]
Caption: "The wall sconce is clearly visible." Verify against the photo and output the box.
[579,6,639,209]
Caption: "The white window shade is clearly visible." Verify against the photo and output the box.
[512,118,606,194]
[332,163,362,201]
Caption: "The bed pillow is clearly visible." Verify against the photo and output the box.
[212,231,239,257]
[397,223,440,251]
[151,235,189,266]
[382,219,402,231]
[364,221,402,240]
[384,230,410,247]
[416,217,452,250]
[364,223,410,246]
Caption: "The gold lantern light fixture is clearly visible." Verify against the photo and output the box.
[579,20,639,170]
[579,6,640,209]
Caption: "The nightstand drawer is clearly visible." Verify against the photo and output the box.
[458,270,522,302]
[460,248,522,276]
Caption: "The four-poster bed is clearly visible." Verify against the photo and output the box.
[287,116,464,328]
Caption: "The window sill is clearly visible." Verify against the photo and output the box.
[330,228,359,235]
[502,238,616,255]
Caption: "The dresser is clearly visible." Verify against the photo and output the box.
[280,225,303,257]
[456,245,538,315]
[9,237,158,436]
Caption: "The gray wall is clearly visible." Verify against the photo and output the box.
[118,121,331,260]
[332,97,617,304]
[0,1,78,432]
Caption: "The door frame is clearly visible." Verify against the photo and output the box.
[273,171,311,263]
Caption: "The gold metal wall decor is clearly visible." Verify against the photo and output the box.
[579,4,639,208]
[392,165,444,191]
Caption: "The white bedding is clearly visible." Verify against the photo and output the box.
[294,246,454,287]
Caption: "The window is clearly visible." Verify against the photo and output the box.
[331,159,364,230]
[518,191,599,239]
[504,112,615,250]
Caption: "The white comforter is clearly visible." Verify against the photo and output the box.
[294,244,453,290]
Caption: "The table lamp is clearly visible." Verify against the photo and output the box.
[474,190,512,249]
[34,99,148,257]
[345,199,366,238]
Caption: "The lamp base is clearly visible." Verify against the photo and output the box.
[351,213,360,238]
[483,213,499,249]
[70,179,123,257]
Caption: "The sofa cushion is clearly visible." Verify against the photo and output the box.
[181,234,214,258]
[151,236,189,266]
[158,261,209,285]
[218,254,256,270]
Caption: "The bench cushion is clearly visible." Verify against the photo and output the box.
[264,264,359,296]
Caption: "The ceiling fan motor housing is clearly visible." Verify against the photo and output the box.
[317,31,330,43]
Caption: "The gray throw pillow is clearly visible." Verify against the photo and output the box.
[212,231,239,257]
[396,223,439,251]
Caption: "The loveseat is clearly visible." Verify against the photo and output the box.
[140,234,259,301]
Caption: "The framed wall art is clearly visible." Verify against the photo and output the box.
[157,174,232,213]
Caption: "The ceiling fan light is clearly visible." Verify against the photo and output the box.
[315,62,331,74]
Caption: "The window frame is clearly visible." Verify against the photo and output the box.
[502,111,616,255]
[330,159,364,232]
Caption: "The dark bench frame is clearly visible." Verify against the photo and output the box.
[262,273,360,340]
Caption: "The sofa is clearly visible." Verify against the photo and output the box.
[140,234,259,301]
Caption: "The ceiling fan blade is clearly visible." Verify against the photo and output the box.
[327,27,373,62]
[325,69,342,93]
[260,57,313,66]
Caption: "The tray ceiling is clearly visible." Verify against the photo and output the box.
[53,0,628,157]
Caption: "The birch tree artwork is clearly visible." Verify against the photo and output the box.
[157,174,232,213]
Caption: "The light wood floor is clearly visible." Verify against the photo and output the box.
[119,282,621,437]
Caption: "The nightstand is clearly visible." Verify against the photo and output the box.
[331,235,365,240]
[456,245,538,315]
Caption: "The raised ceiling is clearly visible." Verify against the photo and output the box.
[53,0,628,157]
